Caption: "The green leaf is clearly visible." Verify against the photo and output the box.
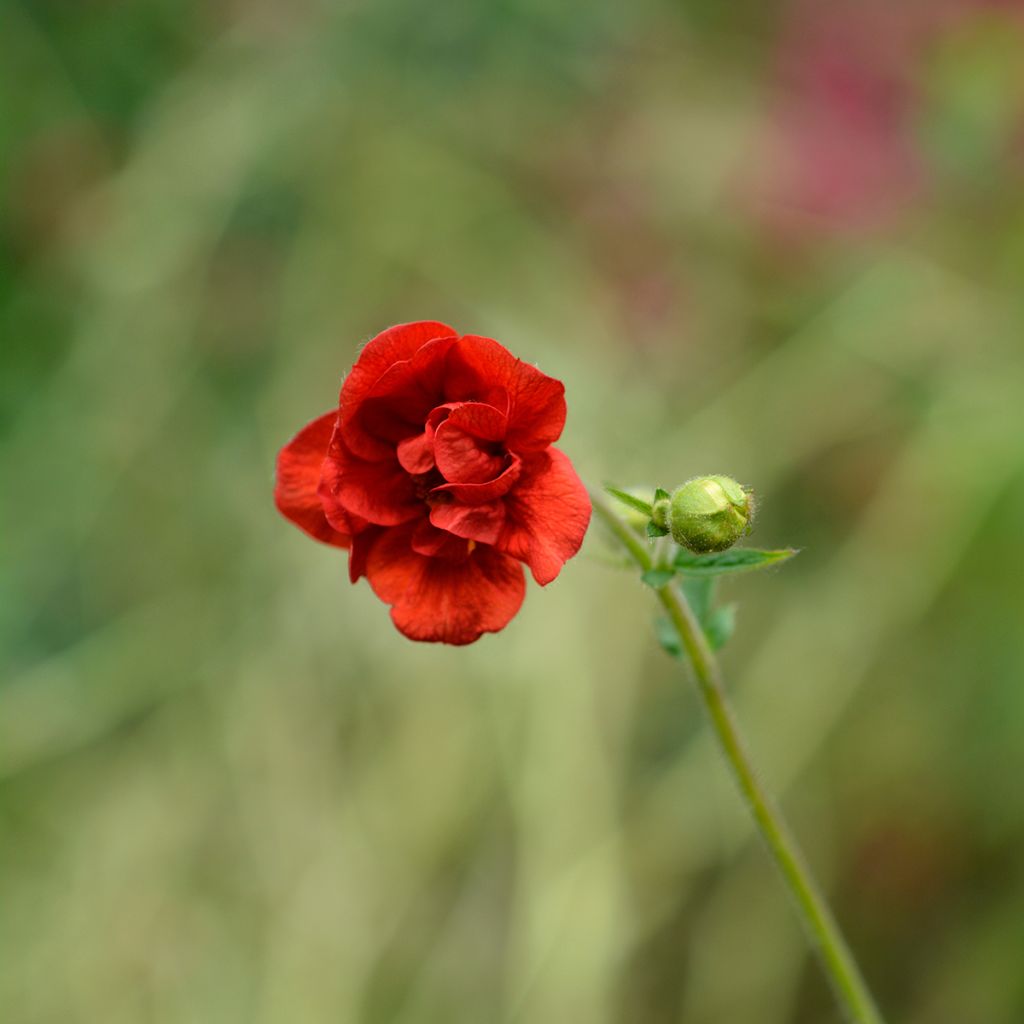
[604,486,653,517]
[654,602,735,659]
[673,547,798,577]
[653,487,671,503]
[681,576,715,623]
[680,577,732,649]
[646,521,669,538]
[654,616,682,660]
[704,603,737,651]
[641,568,676,589]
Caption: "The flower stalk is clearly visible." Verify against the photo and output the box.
[592,494,885,1024]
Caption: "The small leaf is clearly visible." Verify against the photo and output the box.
[646,521,670,538]
[704,603,737,651]
[641,568,676,589]
[673,547,798,577]
[604,486,653,517]
[681,576,715,624]
[654,616,683,660]
[653,487,671,503]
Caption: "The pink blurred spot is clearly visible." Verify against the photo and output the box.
[745,0,1024,238]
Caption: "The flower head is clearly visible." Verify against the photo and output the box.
[275,321,591,644]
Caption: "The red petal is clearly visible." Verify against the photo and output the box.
[394,399,482,475]
[429,500,506,546]
[443,401,507,441]
[365,527,526,645]
[494,448,591,585]
[274,411,350,548]
[396,431,435,474]
[430,455,522,504]
[434,402,509,484]
[411,519,473,558]
[446,335,566,451]
[342,321,455,409]
[341,331,458,459]
[318,426,422,527]
[348,525,384,583]
[425,403,459,433]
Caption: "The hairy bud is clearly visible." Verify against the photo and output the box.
[668,475,753,553]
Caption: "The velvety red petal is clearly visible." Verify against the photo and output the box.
[342,320,455,406]
[425,403,459,433]
[443,401,507,441]
[445,335,566,451]
[365,527,526,645]
[394,400,480,475]
[348,525,384,583]
[430,455,522,504]
[318,426,422,527]
[342,334,458,459]
[434,403,509,484]
[492,447,591,585]
[429,500,506,546]
[396,431,435,474]
[411,519,474,558]
[274,411,350,548]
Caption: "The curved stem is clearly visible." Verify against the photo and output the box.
[593,496,885,1024]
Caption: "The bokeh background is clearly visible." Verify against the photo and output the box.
[3,1,1024,1021]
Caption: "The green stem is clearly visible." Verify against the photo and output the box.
[593,496,885,1024]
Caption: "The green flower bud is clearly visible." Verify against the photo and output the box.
[668,475,754,553]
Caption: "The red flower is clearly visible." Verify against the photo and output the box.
[275,321,592,645]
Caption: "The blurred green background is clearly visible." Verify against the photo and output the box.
[3,1,1024,1021]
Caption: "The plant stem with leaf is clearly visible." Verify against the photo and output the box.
[592,494,885,1024]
